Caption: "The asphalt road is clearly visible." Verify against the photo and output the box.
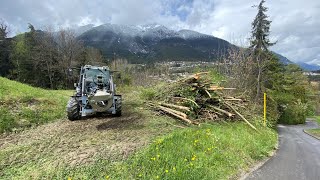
[246,119,320,180]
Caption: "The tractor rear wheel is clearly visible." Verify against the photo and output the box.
[67,97,80,120]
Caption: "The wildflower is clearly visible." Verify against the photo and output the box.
[68,177,72,180]
[173,167,176,171]
[191,154,196,161]
[151,157,156,161]
[106,176,110,179]
[194,139,199,143]
[165,169,169,173]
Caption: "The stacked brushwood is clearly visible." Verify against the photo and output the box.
[150,72,257,130]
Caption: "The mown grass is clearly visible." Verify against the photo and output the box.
[37,122,276,180]
[0,77,71,133]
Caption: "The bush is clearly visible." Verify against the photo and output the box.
[278,102,307,124]
[140,88,157,101]
[270,90,308,125]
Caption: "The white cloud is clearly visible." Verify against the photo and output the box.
[0,0,319,63]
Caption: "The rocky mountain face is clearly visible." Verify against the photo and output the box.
[77,23,234,63]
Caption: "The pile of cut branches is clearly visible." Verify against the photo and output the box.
[149,72,257,130]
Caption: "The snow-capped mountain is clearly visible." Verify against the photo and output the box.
[76,23,233,63]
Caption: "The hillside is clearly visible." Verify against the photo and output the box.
[0,77,71,133]
[0,76,277,179]
[77,23,233,63]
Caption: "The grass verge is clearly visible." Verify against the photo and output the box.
[305,116,320,139]
[47,122,277,180]
[0,77,71,133]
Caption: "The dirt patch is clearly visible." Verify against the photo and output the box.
[0,107,174,173]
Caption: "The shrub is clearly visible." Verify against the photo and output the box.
[278,101,307,124]
[140,88,157,101]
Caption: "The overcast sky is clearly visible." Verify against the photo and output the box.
[1,0,319,64]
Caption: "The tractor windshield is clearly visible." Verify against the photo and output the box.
[86,69,110,79]
[85,69,110,88]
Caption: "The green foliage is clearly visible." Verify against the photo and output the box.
[265,60,311,125]
[140,88,158,101]
[250,0,275,51]
[0,77,71,133]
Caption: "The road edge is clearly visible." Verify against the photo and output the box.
[303,129,320,141]
[238,135,279,180]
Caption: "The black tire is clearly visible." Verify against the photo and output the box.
[67,97,81,121]
[115,99,122,117]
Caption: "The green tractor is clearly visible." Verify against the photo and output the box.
[66,65,122,120]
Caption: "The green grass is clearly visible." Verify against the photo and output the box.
[42,122,277,180]
[0,78,278,179]
[305,116,320,139]
[0,77,72,133]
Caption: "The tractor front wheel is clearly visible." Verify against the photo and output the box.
[67,97,81,121]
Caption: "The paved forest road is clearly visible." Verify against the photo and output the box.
[247,119,320,180]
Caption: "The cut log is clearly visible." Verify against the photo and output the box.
[159,106,188,119]
[208,86,236,91]
[209,105,234,117]
[158,106,192,124]
[224,98,243,101]
[193,72,209,80]
[225,102,257,131]
[172,97,200,108]
[160,102,190,112]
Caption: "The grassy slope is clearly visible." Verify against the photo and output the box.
[52,122,277,180]
[0,78,278,179]
[0,77,71,133]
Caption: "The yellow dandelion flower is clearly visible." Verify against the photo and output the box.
[173,167,176,171]
[68,177,72,180]
[165,169,169,173]
[151,157,156,161]
[191,155,196,161]
[105,175,110,179]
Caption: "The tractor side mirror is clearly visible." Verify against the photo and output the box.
[68,68,73,76]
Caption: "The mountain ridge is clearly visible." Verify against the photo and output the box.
[77,23,233,63]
